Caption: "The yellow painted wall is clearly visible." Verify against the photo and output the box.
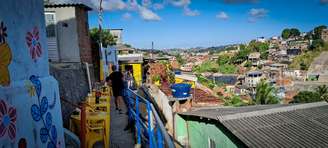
[120,63,142,87]
[132,64,142,86]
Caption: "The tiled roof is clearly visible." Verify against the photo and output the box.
[179,102,328,147]
[44,0,92,10]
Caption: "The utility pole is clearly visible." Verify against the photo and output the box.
[151,41,154,60]
[98,0,106,80]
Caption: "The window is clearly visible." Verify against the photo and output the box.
[45,12,56,37]
[208,138,216,148]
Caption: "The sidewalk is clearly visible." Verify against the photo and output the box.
[110,98,135,148]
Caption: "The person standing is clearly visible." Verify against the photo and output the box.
[106,66,124,113]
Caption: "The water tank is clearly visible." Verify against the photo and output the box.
[171,83,191,99]
[174,70,182,75]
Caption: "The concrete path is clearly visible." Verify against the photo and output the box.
[110,98,135,148]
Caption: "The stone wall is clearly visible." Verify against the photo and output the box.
[49,63,90,127]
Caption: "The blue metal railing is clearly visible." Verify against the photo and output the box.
[125,88,175,148]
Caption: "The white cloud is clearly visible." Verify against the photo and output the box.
[170,0,191,7]
[90,0,126,11]
[183,6,200,16]
[122,12,132,20]
[216,11,229,20]
[153,3,165,10]
[139,6,161,21]
[248,8,268,22]
[126,0,139,11]
[142,0,152,7]
[249,8,268,18]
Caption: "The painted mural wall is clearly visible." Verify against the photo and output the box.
[0,0,65,147]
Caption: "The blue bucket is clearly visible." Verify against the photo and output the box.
[171,83,191,98]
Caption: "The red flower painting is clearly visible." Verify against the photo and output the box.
[26,27,42,61]
[0,100,16,141]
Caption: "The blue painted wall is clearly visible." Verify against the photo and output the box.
[0,0,65,147]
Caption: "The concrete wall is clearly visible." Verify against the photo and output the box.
[46,7,80,62]
[0,0,64,147]
[148,85,174,135]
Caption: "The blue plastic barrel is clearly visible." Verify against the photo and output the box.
[174,70,182,75]
[171,83,191,98]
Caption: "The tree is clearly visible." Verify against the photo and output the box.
[292,91,321,103]
[310,39,325,50]
[315,85,328,100]
[90,28,116,48]
[290,28,301,37]
[313,25,327,40]
[175,54,186,65]
[224,95,247,107]
[217,54,231,66]
[255,80,279,104]
[282,28,301,39]
[282,29,291,39]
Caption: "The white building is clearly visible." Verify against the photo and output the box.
[245,71,264,88]
[109,29,123,44]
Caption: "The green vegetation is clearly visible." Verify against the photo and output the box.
[289,50,321,70]
[315,85,328,101]
[90,28,116,47]
[292,91,320,103]
[223,95,247,107]
[281,28,301,39]
[175,54,186,65]
[313,25,327,40]
[231,45,252,64]
[255,80,279,104]
[248,40,269,59]
[289,42,328,70]
[218,64,237,74]
[196,74,216,89]
[292,85,328,103]
[193,61,219,73]
[193,60,237,74]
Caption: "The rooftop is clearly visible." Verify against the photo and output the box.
[44,0,92,10]
[179,102,328,147]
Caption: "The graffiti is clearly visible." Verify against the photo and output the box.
[26,27,42,62]
[29,76,58,147]
[0,99,16,141]
[0,21,12,86]
[25,81,36,97]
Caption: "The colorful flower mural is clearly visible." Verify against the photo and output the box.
[26,27,42,61]
[29,76,58,147]
[0,100,16,141]
[0,21,12,87]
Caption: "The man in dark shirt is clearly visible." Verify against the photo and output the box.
[106,66,124,113]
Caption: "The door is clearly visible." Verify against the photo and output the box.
[45,12,59,62]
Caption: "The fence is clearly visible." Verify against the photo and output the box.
[125,88,175,148]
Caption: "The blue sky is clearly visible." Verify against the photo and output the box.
[86,0,328,49]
